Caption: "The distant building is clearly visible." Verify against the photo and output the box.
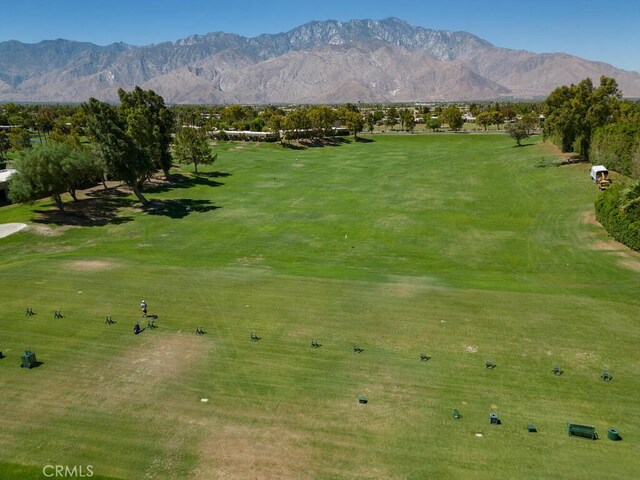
[0,169,17,204]
[218,130,279,142]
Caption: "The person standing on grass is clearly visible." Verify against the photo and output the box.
[141,300,147,317]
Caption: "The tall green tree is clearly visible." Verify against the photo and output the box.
[544,76,622,159]
[8,142,96,212]
[489,111,504,129]
[427,117,441,132]
[520,113,539,134]
[385,107,398,131]
[8,127,31,151]
[284,109,311,141]
[372,108,385,124]
[476,112,492,131]
[49,117,83,149]
[365,113,376,133]
[401,110,416,132]
[118,87,174,180]
[344,111,365,140]
[84,98,152,205]
[308,106,336,139]
[63,148,103,201]
[35,107,55,141]
[173,127,216,174]
[0,131,9,160]
[505,120,530,146]
[441,106,464,131]
[266,113,285,144]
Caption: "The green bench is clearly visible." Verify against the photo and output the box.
[567,422,597,440]
[601,369,613,381]
[21,351,38,368]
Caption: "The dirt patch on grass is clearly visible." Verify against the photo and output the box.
[45,333,212,414]
[375,214,415,233]
[582,210,640,271]
[538,142,585,165]
[194,424,311,480]
[236,255,266,267]
[616,257,640,272]
[574,351,596,363]
[382,275,443,299]
[582,210,599,227]
[33,186,135,227]
[591,240,620,251]
[67,260,118,271]
[28,224,68,236]
[387,283,422,298]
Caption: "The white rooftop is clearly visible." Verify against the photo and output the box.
[0,169,17,183]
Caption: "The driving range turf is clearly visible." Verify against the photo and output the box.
[0,134,639,479]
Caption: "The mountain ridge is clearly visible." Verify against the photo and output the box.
[1,17,639,103]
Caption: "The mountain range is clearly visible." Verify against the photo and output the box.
[1,17,639,104]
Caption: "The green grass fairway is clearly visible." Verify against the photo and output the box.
[1,134,638,480]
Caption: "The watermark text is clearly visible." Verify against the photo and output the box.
[42,465,94,478]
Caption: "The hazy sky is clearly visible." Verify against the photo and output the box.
[1,0,639,71]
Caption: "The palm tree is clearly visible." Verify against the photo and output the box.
[620,180,640,213]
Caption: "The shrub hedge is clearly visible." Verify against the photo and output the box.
[591,124,640,178]
[594,183,640,252]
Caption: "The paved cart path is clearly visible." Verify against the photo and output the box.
[0,223,27,239]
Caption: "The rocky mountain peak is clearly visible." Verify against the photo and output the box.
[0,18,638,103]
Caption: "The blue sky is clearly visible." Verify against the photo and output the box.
[1,0,639,71]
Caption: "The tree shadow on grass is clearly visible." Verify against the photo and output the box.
[534,154,587,168]
[280,137,354,149]
[144,173,225,194]
[355,137,375,143]
[280,142,307,150]
[33,187,135,226]
[197,171,232,178]
[300,137,351,148]
[144,198,221,219]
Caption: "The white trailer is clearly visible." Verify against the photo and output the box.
[590,165,611,190]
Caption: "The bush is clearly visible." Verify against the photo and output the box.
[595,183,640,252]
[591,124,640,177]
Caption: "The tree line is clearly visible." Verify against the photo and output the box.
[542,76,640,180]
[1,98,545,160]
[6,87,214,210]
[542,75,640,252]
[0,91,549,213]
